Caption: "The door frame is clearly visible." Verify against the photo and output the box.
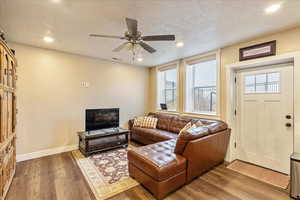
[225,51,300,163]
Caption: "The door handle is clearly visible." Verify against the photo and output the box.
[286,123,292,127]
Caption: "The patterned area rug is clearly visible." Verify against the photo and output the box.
[72,147,139,200]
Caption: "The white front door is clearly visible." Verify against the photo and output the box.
[236,64,293,174]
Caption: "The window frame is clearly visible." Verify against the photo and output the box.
[156,61,180,112]
[183,50,221,116]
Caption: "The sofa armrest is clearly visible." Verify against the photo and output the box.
[128,119,135,130]
[182,129,231,182]
[174,127,210,154]
[206,121,228,133]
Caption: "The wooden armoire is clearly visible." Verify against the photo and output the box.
[0,38,17,200]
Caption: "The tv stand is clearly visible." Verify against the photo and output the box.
[77,128,129,156]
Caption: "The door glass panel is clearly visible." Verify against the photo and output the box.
[245,75,255,94]
[255,73,267,93]
[267,72,280,93]
[244,72,280,94]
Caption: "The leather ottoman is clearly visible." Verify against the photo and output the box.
[128,139,186,199]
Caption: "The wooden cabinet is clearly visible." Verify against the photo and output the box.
[0,39,17,200]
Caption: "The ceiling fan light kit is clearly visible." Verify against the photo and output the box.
[89,17,176,61]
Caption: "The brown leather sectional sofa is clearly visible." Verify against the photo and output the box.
[127,112,231,199]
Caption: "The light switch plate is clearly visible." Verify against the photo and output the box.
[81,81,90,88]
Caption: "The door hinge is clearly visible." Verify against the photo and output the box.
[234,109,237,116]
[234,142,237,148]
[234,77,237,83]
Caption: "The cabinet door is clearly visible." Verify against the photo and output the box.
[12,95,16,133]
[3,54,8,86]
[7,59,14,88]
[6,59,11,88]
[12,62,17,89]
[0,47,3,85]
[7,92,12,138]
[0,91,7,142]
[0,90,4,143]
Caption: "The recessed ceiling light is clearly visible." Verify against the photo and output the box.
[51,0,61,3]
[43,36,54,43]
[137,58,143,62]
[265,4,281,14]
[176,41,184,47]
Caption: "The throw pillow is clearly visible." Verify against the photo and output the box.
[195,120,204,127]
[141,117,158,129]
[178,122,192,135]
[133,116,144,127]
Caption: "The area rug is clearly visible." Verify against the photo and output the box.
[72,147,139,200]
[227,160,290,189]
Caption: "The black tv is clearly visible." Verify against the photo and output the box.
[85,108,119,131]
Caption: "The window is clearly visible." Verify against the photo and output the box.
[185,58,218,114]
[157,66,177,111]
[245,72,280,94]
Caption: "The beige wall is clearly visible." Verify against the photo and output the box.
[148,27,300,120]
[11,43,149,155]
[147,67,157,113]
[220,26,300,120]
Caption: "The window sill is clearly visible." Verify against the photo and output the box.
[181,112,221,120]
[157,109,179,114]
[155,110,221,120]
[184,111,217,116]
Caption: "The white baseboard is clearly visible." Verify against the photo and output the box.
[16,145,78,162]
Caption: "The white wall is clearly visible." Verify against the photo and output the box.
[10,43,149,155]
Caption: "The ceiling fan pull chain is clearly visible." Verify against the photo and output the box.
[132,47,135,62]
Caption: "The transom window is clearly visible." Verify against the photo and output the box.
[185,58,217,114]
[157,66,177,111]
[245,72,280,94]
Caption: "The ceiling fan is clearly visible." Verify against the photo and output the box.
[89,18,175,54]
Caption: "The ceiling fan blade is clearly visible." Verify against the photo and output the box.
[89,34,124,39]
[142,35,175,41]
[139,42,156,53]
[113,42,132,52]
[126,18,138,36]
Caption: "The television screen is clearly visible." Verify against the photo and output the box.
[85,108,119,131]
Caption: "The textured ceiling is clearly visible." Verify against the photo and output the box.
[1,0,300,67]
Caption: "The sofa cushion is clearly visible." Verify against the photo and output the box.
[128,139,186,181]
[131,127,178,142]
[169,116,193,134]
[174,126,210,154]
[206,121,228,133]
[155,114,175,131]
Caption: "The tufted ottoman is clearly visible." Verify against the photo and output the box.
[127,139,186,199]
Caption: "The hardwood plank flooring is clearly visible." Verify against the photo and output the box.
[6,152,292,200]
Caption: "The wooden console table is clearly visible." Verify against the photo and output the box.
[77,128,129,156]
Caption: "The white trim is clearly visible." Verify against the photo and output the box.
[184,50,219,64]
[156,61,180,111]
[16,145,78,162]
[225,51,300,162]
[182,49,221,116]
[227,51,300,68]
[157,61,179,71]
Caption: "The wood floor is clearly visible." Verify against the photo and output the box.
[6,152,292,200]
